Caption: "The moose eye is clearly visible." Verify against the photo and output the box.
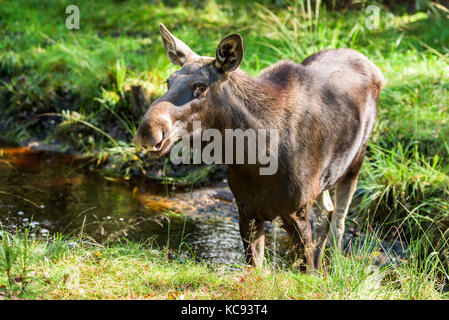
[193,84,208,98]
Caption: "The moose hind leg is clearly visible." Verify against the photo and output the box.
[239,216,265,267]
[313,190,335,269]
[329,151,365,249]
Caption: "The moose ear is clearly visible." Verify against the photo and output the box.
[159,23,198,66]
[214,34,243,73]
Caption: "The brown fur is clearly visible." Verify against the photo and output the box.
[134,25,384,271]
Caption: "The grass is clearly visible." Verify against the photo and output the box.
[1,0,449,298]
[0,220,448,300]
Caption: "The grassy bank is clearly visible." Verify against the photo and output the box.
[1,226,448,300]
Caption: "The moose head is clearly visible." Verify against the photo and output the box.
[133,24,244,157]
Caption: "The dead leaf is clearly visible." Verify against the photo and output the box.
[93,251,102,257]
[372,251,381,257]
[167,291,179,300]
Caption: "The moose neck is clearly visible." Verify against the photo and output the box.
[205,69,284,177]
[209,69,283,132]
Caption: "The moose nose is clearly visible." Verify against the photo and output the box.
[133,132,164,152]
[149,139,163,151]
[134,101,173,152]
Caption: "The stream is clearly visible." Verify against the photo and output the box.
[0,145,293,265]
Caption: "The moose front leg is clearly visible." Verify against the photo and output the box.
[282,209,315,273]
[239,215,265,267]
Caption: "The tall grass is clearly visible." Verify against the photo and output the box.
[1,220,447,299]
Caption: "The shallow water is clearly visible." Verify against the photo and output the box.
[0,146,291,265]
[0,145,409,267]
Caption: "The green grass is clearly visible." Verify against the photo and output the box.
[1,0,449,297]
[1,224,448,300]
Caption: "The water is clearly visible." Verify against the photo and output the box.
[0,145,408,267]
[0,145,285,265]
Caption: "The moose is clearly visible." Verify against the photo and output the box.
[133,24,384,271]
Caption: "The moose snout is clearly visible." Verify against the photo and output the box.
[133,134,163,152]
[133,122,165,151]
[133,103,174,153]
